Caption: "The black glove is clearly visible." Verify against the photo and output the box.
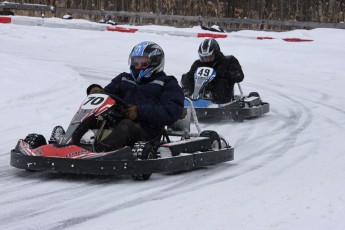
[121,105,138,120]
[86,84,104,95]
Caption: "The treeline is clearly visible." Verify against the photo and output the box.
[10,0,345,23]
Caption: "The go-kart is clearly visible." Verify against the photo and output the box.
[10,93,234,180]
[184,67,270,121]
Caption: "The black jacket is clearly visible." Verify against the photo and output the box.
[181,53,244,95]
[104,71,184,136]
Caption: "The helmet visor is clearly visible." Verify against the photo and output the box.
[131,57,151,69]
[199,54,215,63]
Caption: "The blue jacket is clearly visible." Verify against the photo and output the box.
[104,71,184,136]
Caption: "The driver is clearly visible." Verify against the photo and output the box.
[181,38,244,104]
[86,41,184,152]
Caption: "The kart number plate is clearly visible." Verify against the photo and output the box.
[195,67,215,80]
[81,94,108,109]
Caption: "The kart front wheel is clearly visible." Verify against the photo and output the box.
[200,130,221,150]
[131,142,155,181]
[24,134,47,149]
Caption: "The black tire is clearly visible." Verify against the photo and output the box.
[199,130,221,150]
[248,91,263,105]
[248,92,260,98]
[131,142,155,181]
[219,136,230,149]
[24,134,47,149]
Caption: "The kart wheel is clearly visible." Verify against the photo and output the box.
[219,135,230,149]
[248,92,262,105]
[248,92,260,98]
[131,142,155,181]
[24,134,47,149]
[200,130,221,150]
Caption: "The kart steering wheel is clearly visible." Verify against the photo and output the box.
[104,93,129,126]
[107,93,129,109]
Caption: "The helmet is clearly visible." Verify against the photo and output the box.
[129,41,165,82]
[198,38,221,64]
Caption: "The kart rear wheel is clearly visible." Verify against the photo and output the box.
[200,130,221,150]
[131,142,155,181]
[219,134,230,149]
[248,92,262,105]
[248,92,260,98]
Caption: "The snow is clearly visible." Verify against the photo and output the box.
[1,18,345,230]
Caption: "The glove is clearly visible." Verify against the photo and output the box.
[121,105,138,121]
[86,84,104,95]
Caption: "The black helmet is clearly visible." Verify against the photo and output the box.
[198,38,221,64]
[129,41,165,82]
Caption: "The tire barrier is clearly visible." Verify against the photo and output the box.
[0,16,314,42]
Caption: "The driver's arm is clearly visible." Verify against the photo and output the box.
[181,60,200,94]
[222,56,244,83]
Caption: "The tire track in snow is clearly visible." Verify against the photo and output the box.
[170,82,345,191]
